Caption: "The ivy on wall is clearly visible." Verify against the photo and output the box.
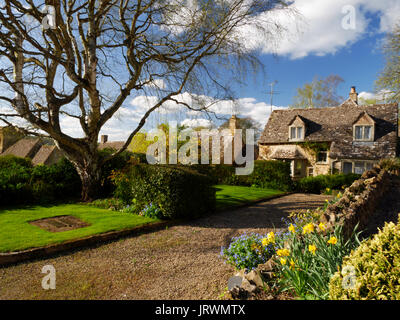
[296,141,331,155]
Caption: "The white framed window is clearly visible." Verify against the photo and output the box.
[354,125,374,141]
[342,161,376,174]
[289,126,304,141]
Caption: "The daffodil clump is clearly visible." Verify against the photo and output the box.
[220,232,276,271]
[272,218,361,300]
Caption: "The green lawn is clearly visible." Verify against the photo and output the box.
[0,185,284,253]
[215,185,285,211]
[0,204,157,253]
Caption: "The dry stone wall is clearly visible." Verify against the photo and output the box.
[321,165,392,239]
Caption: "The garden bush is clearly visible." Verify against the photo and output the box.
[189,160,293,191]
[295,173,360,194]
[329,214,400,300]
[98,148,144,198]
[248,160,293,191]
[112,164,216,219]
[0,156,81,206]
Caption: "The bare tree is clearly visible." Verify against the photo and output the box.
[0,0,294,200]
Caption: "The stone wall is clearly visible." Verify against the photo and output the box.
[321,164,392,239]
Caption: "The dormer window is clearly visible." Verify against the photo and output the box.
[288,115,306,141]
[353,112,375,142]
[290,126,304,141]
[354,125,373,141]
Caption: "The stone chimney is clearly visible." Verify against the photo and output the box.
[349,86,358,104]
[229,115,238,136]
[100,134,108,143]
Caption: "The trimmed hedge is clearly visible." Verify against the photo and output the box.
[189,160,293,191]
[329,214,400,299]
[0,156,81,206]
[112,164,216,220]
[295,173,360,194]
[248,160,293,191]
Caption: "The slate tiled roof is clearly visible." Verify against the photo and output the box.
[259,103,398,160]
[1,138,42,158]
[98,141,125,150]
[31,145,60,166]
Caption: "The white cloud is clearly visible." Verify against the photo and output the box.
[180,118,213,128]
[234,0,400,59]
[358,89,394,102]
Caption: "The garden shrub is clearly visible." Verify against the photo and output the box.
[296,173,360,194]
[329,215,400,300]
[0,154,32,169]
[98,148,141,198]
[112,164,216,219]
[189,160,293,191]
[248,160,293,191]
[0,156,81,206]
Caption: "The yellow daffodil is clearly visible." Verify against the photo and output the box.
[290,259,295,270]
[302,223,315,234]
[276,248,290,257]
[261,238,269,247]
[328,236,338,245]
[326,188,330,192]
[267,231,275,244]
[280,258,287,265]
[308,244,317,255]
[288,224,296,233]
[318,222,326,231]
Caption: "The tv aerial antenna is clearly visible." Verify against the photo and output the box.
[266,80,280,114]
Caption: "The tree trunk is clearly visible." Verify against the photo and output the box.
[79,167,102,202]
[73,154,102,202]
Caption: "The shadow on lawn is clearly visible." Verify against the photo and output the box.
[183,194,332,230]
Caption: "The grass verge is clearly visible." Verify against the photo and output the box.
[0,204,157,253]
[215,185,285,211]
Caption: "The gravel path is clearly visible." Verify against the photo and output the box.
[0,193,331,300]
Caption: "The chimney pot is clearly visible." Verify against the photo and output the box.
[349,86,358,104]
[101,135,108,143]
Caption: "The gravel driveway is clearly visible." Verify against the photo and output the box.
[0,193,330,300]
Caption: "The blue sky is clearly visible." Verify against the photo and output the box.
[4,0,392,141]
[100,0,400,142]
[242,33,386,107]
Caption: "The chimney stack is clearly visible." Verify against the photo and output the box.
[229,115,238,136]
[101,135,108,143]
[349,86,358,104]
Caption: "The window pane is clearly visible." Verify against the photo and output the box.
[343,162,353,174]
[355,126,363,139]
[290,127,296,139]
[366,162,373,171]
[354,162,365,174]
[364,126,372,140]
[297,127,303,139]
[317,152,327,162]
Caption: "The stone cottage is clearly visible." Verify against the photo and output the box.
[258,87,398,178]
